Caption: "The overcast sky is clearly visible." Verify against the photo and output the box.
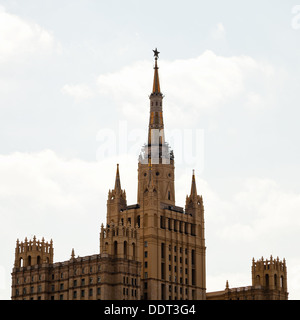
[1,0,300,300]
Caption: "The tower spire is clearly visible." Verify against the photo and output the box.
[190,169,197,199]
[114,163,121,192]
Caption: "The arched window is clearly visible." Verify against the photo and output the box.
[265,274,269,287]
[114,241,118,256]
[274,274,277,288]
[27,255,31,267]
[132,243,136,260]
[37,256,41,265]
[280,276,284,288]
[124,241,127,259]
[19,257,23,268]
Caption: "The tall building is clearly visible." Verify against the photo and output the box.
[11,50,287,300]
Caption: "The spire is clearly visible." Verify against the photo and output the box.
[152,48,161,95]
[190,169,197,199]
[114,163,121,192]
[71,248,75,260]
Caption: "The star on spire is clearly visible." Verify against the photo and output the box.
[153,48,160,59]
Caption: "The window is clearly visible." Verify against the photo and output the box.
[60,283,64,290]
[161,263,165,280]
[145,272,148,279]
[38,285,41,293]
[73,280,77,287]
[145,261,148,268]
[97,276,101,283]
[30,286,34,294]
[81,290,85,298]
[59,294,63,300]
[97,287,101,295]
[73,291,77,299]
[89,277,93,284]
[145,251,148,258]
[192,250,195,265]
[137,215,140,227]
[51,285,55,292]
[161,243,165,259]
[89,289,93,297]
[144,241,148,248]
[81,278,85,286]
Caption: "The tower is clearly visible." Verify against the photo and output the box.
[136,49,206,300]
[252,256,288,300]
[14,236,53,268]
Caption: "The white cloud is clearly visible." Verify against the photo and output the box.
[0,5,59,63]
[67,51,279,128]
[61,84,95,101]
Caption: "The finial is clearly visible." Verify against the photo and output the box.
[153,48,160,60]
[226,280,229,289]
[71,248,75,260]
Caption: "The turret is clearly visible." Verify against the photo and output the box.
[252,255,288,298]
[100,221,139,261]
[185,170,204,219]
[107,164,127,224]
[14,236,53,268]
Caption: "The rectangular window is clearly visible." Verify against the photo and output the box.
[60,294,63,300]
[144,241,148,248]
[81,278,85,286]
[144,272,148,279]
[145,261,148,268]
[161,243,165,259]
[73,280,77,287]
[145,251,148,258]
[192,250,195,265]
[97,287,101,295]
[73,291,77,299]
[60,283,64,290]
[81,290,85,298]
[161,263,165,280]
[89,289,93,297]
[192,269,196,286]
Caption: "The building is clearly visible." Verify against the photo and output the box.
[11,49,288,300]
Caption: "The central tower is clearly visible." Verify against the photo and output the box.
[136,49,206,300]
[138,48,175,206]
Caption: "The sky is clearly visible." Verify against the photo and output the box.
[0,0,300,300]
